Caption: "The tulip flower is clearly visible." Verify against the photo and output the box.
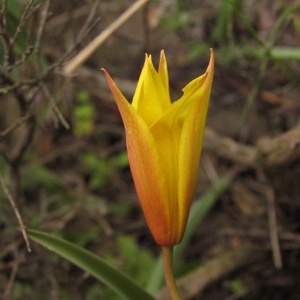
[102,50,214,247]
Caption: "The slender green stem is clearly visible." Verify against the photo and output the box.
[162,246,181,300]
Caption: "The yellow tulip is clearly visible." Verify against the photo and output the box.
[102,49,214,246]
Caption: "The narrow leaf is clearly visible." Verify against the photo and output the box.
[27,229,155,300]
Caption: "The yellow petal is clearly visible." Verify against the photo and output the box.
[158,50,169,95]
[102,49,214,246]
[147,50,214,243]
[132,55,171,127]
[102,69,172,246]
[177,49,214,232]
[149,97,192,243]
[131,55,147,109]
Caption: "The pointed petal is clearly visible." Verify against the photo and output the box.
[158,50,169,95]
[132,55,171,127]
[149,86,198,243]
[131,55,147,109]
[102,68,172,246]
[147,50,214,243]
[177,49,214,232]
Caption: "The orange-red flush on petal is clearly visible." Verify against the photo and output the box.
[102,50,214,246]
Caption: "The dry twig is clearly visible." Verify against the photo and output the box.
[204,125,300,168]
[40,82,70,129]
[0,174,31,252]
[256,125,300,167]
[75,1,101,43]
[3,248,20,300]
[34,0,51,72]
[0,114,32,141]
[259,172,283,269]
[63,0,149,75]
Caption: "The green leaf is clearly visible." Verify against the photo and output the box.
[27,229,155,300]
[116,235,155,284]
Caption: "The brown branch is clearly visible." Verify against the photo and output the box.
[75,1,101,44]
[204,128,257,167]
[0,173,31,252]
[10,0,38,50]
[265,178,282,269]
[34,0,51,73]
[0,0,12,66]
[204,125,300,168]
[6,45,34,72]
[7,113,35,167]
[0,0,8,28]
[256,125,300,167]
[3,249,20,300]
[0,77,38,95]
[40,82,70,129]
[0,114,32,141]
[63,0,149,75]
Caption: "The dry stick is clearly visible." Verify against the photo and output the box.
[0,114,32,141]
[0,174,31,252]
[0,0,8,31]
[204,128,257,167]
[256,125,300,167]
[46,5,98,30]
[0,0,14,67]
[6,45,34,72]
[10,0,36,49]
[35,0,51,69]
[3,251,19,300]
[265,179,282,269]
[63,0,149,75]
[40,83,70,129]
[75,1,101,43]
[204,125,300,168]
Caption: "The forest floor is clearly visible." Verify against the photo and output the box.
[1,0,300,299]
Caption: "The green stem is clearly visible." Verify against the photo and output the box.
[162,246,181,300]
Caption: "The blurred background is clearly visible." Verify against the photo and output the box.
[1,0,300,299]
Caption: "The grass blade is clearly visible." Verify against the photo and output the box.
[27,229,155,300]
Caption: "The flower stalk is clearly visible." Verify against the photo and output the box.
[162,246,181,300]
